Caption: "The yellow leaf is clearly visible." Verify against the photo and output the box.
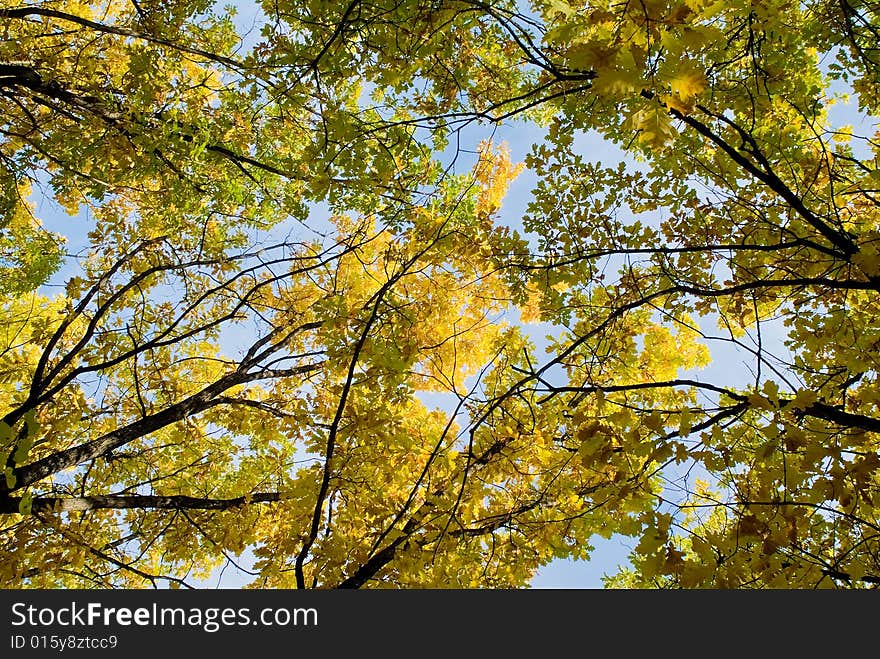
[664,544,686,575]
[762,380,779,407]
[547,0,575,17]
[674,442,688,463]
[659,29,683,58]
[18,491,32,516]
[853,244,880,277]
[748,393,775,410]
[628,106,676,149]
[680,25,722,49]
[643,411,664,432]
[789,389,819,410]
[636,525,667,555]
[593,68,639,97]
[592,48,641,97]
[666,61,707,113]
[678,408,693,437]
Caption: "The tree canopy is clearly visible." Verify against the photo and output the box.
[1,0,879,588]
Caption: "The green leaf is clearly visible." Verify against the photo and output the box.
[4,467,16,490]
[547,0,575,17]
[0,422,11,449]
[18,491,33,516]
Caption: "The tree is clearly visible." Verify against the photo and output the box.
[0,0,878,588]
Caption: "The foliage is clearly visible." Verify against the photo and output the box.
[1,0,878,588]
